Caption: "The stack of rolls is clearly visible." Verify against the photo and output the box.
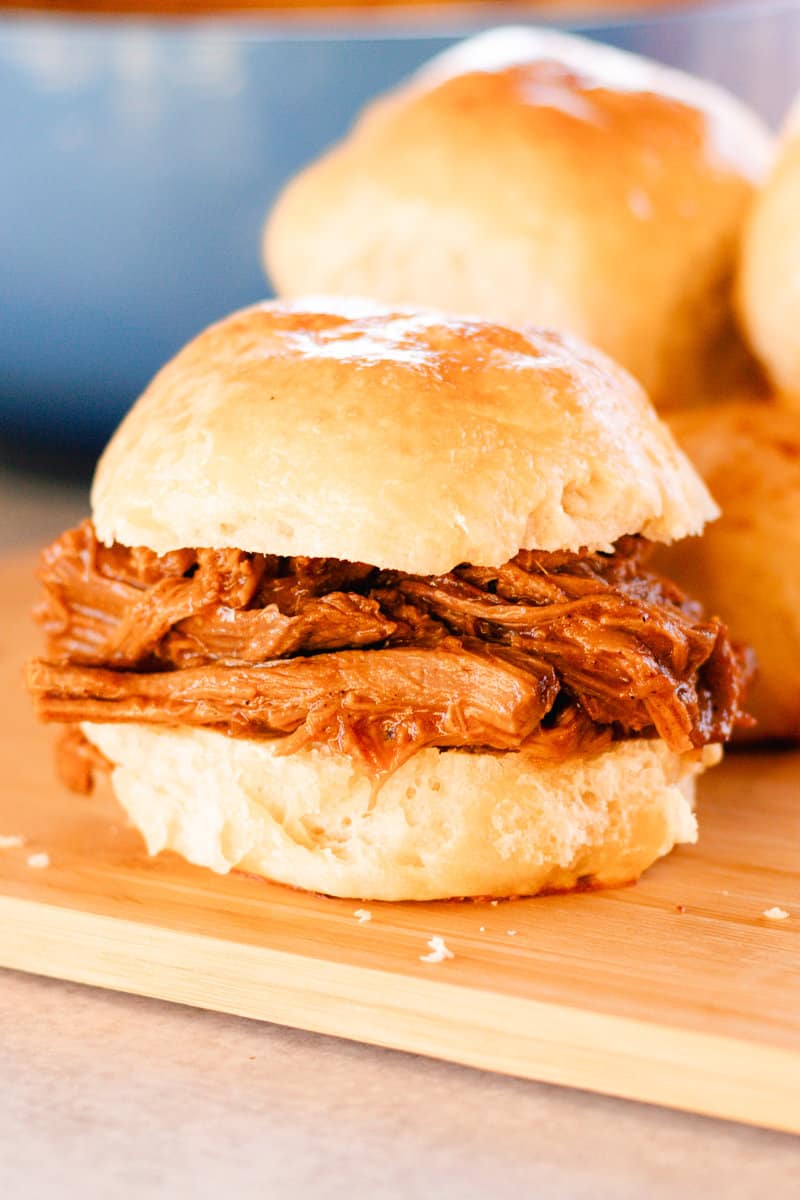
[264,27,800,745]
[660,92,800,741]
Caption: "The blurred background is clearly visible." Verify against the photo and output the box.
[1,0,799,474]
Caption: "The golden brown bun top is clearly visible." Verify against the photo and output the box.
[416,28,771,179]
[92,298,716,574]
[265,29,773,407]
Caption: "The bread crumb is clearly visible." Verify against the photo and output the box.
[762,907,790,921]
[490,900,499,907]
[507,930,518,936]
[353,908,372,924]
[479,925,486,932]
[420,935,454,964]
[0,835,24,850]
[27,852,50,869]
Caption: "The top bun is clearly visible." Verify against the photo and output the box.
[738,92,800,405]
[92,298,715,575]
[264,28,773,408]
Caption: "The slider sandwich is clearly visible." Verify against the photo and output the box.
[28,300,751,900]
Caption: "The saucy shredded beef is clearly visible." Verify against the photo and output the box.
[28,521,753,784]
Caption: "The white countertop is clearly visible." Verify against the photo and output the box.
[3,966,800,1200]
[1,459,798,1198]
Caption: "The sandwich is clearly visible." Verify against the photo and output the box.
[27,299,751,900]
[263,27,773,407]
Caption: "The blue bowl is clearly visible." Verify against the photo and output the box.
[2,2,798,455]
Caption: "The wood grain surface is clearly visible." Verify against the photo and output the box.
[1,552,798,1132]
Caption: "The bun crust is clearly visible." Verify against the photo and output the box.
[738,95,800,404]
[658,400,800,741]
[264,29,772,407]
[82,722,715,901]
[91,299,714,572]
[418,28,772,172]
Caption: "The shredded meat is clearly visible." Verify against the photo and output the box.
[28,521,752,786]
[54,727,112,795]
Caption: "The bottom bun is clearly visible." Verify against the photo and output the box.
[82,720,719,902]
[83,723,719,901]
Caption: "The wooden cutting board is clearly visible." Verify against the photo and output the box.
[2,552,799,1133]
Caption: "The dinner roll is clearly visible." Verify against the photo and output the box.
[264,28,773,407]
[738,94,800,405]
[658,399,800,741]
